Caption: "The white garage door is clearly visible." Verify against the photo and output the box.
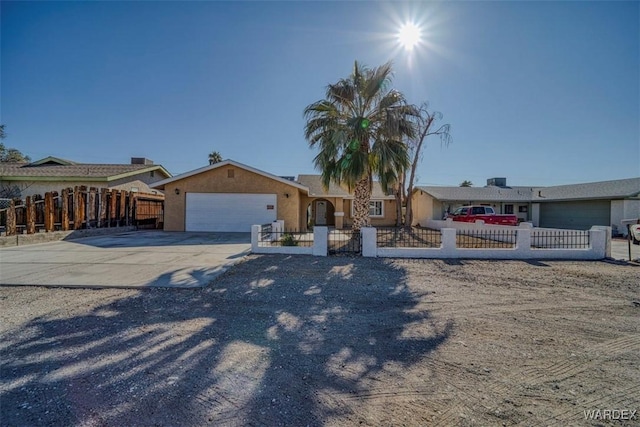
[185,193,277,232]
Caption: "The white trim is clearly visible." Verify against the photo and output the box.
[334,212,345,217]
[342,195,395,200]
[151,159,309,192]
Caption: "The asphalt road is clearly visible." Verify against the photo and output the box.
[0,231,251,288]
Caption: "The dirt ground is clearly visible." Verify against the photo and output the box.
[1,255,639,426]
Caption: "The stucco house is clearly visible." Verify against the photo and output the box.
[0,156,171,198]
[150,160,397,232]
[412,177,640,235]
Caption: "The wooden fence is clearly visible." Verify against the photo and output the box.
[0,187,164,236]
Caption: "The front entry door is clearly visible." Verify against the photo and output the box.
[315,201,327,225]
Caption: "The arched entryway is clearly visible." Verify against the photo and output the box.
[308,199,335,227]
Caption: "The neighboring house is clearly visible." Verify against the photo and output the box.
[412,181,534,224]
[0,156,171,198]
[531,178,640,234]
[151,160,398,232]
[413,177,640,235]
[297,175,396,229]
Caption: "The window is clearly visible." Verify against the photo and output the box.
[350,200,384,218]
[369,200,383,217]
[504,204,514,214]
[150,171,155,177]
[519,206,528,213]
[452,207,468,216]
[472,206,485,215]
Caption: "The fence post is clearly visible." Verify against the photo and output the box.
[74,186,84,230]
[441,228,457,257]
[44,192,54,231]
[119,191,126,226]
[313,226,328,256]
[109,190,117,227]
[251,224,260,251]
[87,188,96,228]
[99,188,108,228]
[127,192,135,226]
[82,186,90,229]
[516,228,531,258]
[361,227,377,257]
[61,188,70,231]
[271,220,281,241]
[6,200,16,236]
[590,226,610,259]
[25,196,35,234]
[73,186,79,229]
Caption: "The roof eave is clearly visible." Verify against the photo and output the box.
[150,160,309,192]
[0,176,108,182]
[106,165,172,182]
[28,156,77,166]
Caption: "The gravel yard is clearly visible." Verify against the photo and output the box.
[1,255,639,426]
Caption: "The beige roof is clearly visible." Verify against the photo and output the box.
[151,160,309,191]
[416,177,640,203]
[532,178,639,201]
[416,185,534,202]
[296,175,394,199]
[0,157,171,181]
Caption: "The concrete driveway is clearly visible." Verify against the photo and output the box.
[611,238,640,262]
[0,231,251,288]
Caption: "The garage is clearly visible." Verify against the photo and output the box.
[539,200,610,230]
[185,193,277,232]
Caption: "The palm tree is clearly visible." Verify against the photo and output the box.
[208,151,222,165]
[304,61,416,231]
[460,180,473,187]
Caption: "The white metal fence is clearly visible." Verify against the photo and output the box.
[251,221,609,260]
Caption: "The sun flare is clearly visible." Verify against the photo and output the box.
[397,22,421,51]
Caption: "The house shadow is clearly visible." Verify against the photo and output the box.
[0,255,451,426]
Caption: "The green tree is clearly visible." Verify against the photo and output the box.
[460,180,473,187]
[208,151,222,165]
[304,61,416,231]
[0,125,31,163]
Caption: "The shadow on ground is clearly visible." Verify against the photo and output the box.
[1,255,451,426]
[64,231,252,249]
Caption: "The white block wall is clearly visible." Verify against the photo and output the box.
[370,227,607,260]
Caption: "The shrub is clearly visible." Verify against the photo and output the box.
[280,233,298,246]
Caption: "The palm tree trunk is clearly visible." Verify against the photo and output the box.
[394,174,404,226]
[405,190,413,227]
[394,185,402,226]
[352,176,371,231]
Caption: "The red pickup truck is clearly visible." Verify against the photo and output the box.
[448,205,519,226]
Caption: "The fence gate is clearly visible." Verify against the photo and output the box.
[328,228,362,255]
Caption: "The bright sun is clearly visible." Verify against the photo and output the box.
[397,22,421,51]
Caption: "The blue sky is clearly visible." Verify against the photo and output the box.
[2,1,638,187]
